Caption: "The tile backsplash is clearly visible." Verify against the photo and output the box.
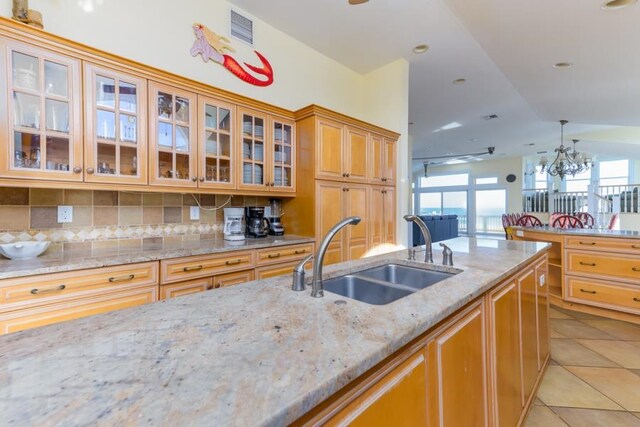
[0,188,269,253]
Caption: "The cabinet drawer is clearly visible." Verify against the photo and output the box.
[255,243,314,267]
[161,251,255,284]
[0,262,158,311]
[565,250,640,282]
[0,285,158,335]
[213,269,254,288]
[566,276,640,314]
[160,278,212,300]
[255,260,308,280]
[565,236,640,254]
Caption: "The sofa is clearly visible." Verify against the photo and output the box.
[412,214,459,246]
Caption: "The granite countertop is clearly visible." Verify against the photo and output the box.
[512,225,640,239]
[0,235,315,280]
[0,237,549,426]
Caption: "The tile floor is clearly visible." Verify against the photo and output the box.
[524,306,640,426]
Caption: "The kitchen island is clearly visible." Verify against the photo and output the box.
[0,237,549,426]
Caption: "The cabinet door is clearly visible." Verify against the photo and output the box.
[271,116,295,192]
[383,138,396,185]
[427,300,488,427]
[0,40,82,181]
[519,267,538,404]
[84,63,147,184]
[315,119,343,180]
[536,258,550,369]
[238,107,268,190]
[344,184,369,261]
[369,186,384,250]
[345,126,368,182]
[197,95,235,189]
[383,187,396,245]
[488,280,523,427]
[369,134,384,184]
[214,269,254,287]
[327,349,428,426]
[160,278,211,300]
[316,180,345,265]
[148,81,197,187]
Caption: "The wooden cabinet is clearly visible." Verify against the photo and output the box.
[316,118,344,180]
[316,180,346,265]
[160,250,255,284]
[344,183,369,260]
[255,261,301,279]
[160,277,212,300]
[370,186,396,250]
[536,258,550,368]
[519,267,538,405]
[270,116,296,192]
[383,138,396,185]
[488,279,523,427]
[0,38,83,182]
[213,269,254,288]
[83,63,147,185]
[345,126,368,182]
[196,95,235,189]
[255,243,314,266]
[427,299,488,427]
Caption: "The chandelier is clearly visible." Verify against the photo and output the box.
[539,120,593,180]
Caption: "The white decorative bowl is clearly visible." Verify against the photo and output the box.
[0,241,51,260]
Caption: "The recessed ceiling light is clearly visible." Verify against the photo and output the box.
[524,143,535,146]
[453,78,466,85]
[348,0,369,4]
[469,138,478,142]
[553,62,573,68]
[413,44,429,54]
[602,0,637,9]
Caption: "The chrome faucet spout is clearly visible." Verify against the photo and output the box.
[311,216,361,298]
[403,214,434,263]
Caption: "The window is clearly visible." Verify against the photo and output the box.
[599,160,629,187]
[417,191,467,233]
[565,169,591,192]
[535,166,548,190]
[476,177,498,185]
[475,189,506,234]
[420,173,468,188]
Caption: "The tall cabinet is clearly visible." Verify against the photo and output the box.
[286,106,399,265]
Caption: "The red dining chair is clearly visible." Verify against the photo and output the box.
[551,214,584,229]
[516,214,543,227]
[502,214,512,239]
[575,212,595,228]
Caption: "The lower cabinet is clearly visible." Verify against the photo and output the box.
[214,269,254,288]
[160,277,213,300]
[536,259,550,368]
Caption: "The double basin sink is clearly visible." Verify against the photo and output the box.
[323,263,459,305]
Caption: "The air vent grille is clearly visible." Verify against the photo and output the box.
[230,10,253,45]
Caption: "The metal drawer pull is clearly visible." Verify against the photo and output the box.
[632,245,640,249]
[183,265,203,272]
[31,284,66,295]
[633,267,640,272]
[268,253,281,259]
[579,241,596,246]
[579,261,596,266]
[225,259,242,265]
[634,297,640,302]
[108,274,135,282]
[580,289,597,294]
[294,249,307,255]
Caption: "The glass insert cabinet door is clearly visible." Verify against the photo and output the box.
[0,40,82,181]
[84,63,147,184]
[271,117,295,192]
[197,95,234,188]
[148,81,197,187]
[237,107,267,189]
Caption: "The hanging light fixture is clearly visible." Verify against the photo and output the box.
[539,120,593,180]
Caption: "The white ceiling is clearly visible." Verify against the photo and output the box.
[229,0,640,165]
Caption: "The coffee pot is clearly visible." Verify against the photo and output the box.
[223,208,245,242]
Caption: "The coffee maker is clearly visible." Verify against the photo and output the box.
[264,199,284,236]
[245,207,268,238]
[223,208,245,242]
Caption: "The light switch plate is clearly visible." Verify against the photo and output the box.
[190,206,200,220]
[57,206,73,223]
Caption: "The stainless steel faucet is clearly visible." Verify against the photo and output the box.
[439,243,453,266]
[403,215,433,263]
[291,254,313,291]
[311,216,362,298]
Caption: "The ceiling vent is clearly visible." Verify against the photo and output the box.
[230,10,253,45]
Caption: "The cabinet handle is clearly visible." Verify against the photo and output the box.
[225,259,242,265]
[270,182,275,187]
[580,289,597,294]
[633,267,640,272]
[268,253,281,259]
[191,177,197,182]
[199,177,205,182]
[342,173,347,177]
[86,167,95,174]
[30,284,66,295]
[108,274,135,283]
[579,241,596,246]
[265,183,270,187]
[634,297,640,302]
[579,261,596,266]
[632,245,640,249]
[342,188,346,192]
[382,177,387,182]
[183,265,203,272]
[73,166,82,174]
[346,173,350,178]
[294,249,307,255]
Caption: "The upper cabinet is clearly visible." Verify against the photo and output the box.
[148,81,197,188]
[270,116,295,192]
[345,126,368,182]
[197,95,235,189]
[84,63,147,185]
[370,134,396,185]
[316,118,343,180]
[0,39,82,181]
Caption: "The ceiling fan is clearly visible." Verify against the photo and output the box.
[348,0,369,4]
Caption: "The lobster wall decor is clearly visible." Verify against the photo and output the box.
[190,23,274,87]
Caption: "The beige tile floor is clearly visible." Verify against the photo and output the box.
[525,307,640,426]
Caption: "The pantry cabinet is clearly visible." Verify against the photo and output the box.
[0,39,83,182]
[83,63,147,185]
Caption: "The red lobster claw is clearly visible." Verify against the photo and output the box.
[223,51,274,87]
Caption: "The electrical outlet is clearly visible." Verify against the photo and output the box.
[539,274,546,286]
[190,206,200,221]
[57,206,73,223]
